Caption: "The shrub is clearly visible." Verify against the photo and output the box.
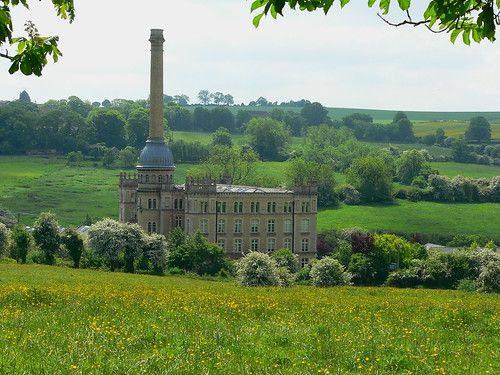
[411,175,428,189]
[455,278,477,292]
[0,222,10,257]
[143,233,168,275]
[310,257,352,287]
[276,267,295,287]
[348,253,375,285]
[422,252,471,289]
[341,185,361,205]
[295,263,312,283]
[476,262,500,293]
[343,228,374,254]
[236,252,279,286]
[61,228,84,268]
[11,225,31,264]
[271,248,299,272]
[385,268,422,288]
[330,240,353,268]
[32,212,61,265]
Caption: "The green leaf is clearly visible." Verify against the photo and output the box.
[462,29,471,45]
[397,0,411,11]
[20,58,32,75]
[450,28,461,44]
[250,0,266,13]
[253,13,264,28]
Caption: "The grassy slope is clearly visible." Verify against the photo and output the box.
[319,200,500,241]
[0,264,498,374]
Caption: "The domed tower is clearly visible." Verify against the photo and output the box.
[135,29,177,235]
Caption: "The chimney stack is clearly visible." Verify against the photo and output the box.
[149,29,165,140]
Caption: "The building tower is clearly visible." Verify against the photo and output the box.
[135,29,176,234]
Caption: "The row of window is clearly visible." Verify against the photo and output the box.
[145,198,184,210]
[139,174,173,184]
[199,218,310,234]
[147,217,183,233]
[216,238,310,253]
[210,201,312,213]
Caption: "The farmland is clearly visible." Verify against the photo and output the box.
[0,264,498,374]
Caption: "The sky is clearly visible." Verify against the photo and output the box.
[1,0,499,111]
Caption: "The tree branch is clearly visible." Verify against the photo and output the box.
[377,13,430,28]
[0,51,13,60]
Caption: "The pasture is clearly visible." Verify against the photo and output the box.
[0,264,498,374]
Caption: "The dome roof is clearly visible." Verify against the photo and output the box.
[137,139,175,170]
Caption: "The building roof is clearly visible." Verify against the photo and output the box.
[137,139,175,170]
[216,184,292,194]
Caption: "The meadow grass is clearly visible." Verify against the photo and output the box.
[0,264,498,374]
[413,121,500,139]
[318,200,500,242]
[431,162,500,178]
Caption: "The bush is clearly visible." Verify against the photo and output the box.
[348,253,374,285]
[422,252,471,289]
[276,267,295,287]
[310,257,352,287]
[455,278,477,292]
[295,263,312,283]
[32,212,61,265]
[385,268,421,288]
[476,262,500,293]
[271,248,299,272]
[236,252,279,286]
[341,185,361,205]
[411,175,428,189]
[330,240,353,268]
[0,222,10,257]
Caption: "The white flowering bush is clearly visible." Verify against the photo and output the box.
[87,218,126,271]
[276,266,295,287]
[0,222,10,258]
[476,262,500,293]
[310,257,352,287]
[144,233,168,274]
[237,252,279,287]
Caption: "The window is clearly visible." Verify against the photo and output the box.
[233,239,242,253]
[284,238,292,250]
[251,219,259,233]
[267,238,276,253]
[284,219,292,234]
[216,201,226,213]
[179,199,184,210]
[284,202,293,213]
[200,219,208,234]
[175,216,183,228]
[301,238,309,252]
[147,222,152,233]
[233,201,243,213]
[301,201,310,213]
[251,239,259,251]
[174,199,178,210]
[148,199,152,209]
[217,219,226,233]
[267,202,276,213]
[217,239,225,251]
[152,174,156,182]
[200,201,208,213]
[152,222,157,233]
[301,258,309,267]
[250,202,260,213]
[145,175,149,183]
[158,175,162,183]
[152,199,157,209]
[301,218,310,233]
[267,219,275,233]
[234,219,242,233]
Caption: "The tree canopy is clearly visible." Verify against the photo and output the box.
[250,0,500,44]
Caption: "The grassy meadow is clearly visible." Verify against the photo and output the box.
[0,156,499,240]
[0,264,498,374]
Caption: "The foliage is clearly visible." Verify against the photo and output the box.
[0,222,10,258]
[236,251,279,286]
[118,146,138,169]
[87,218,126,271]
[0,206,16,228]
[245,117,290,161]
[396,149,427,184]
[32,212,60,265]
[300,102,328,126]
[250,0,500,45]
[465,116,491,141]
[347,157,393,202]
[340,185,361,205]
[126,108,149,148]
[122,223,147,273]
[275,266,296,287]
[61,227,83,268]
[373,233,427,269]
[10,224,30,263]
[451,138,472,163]
[421,252,472,289]
[385,268,422,288]
[476,262,500,293]
[310,257,352,287]
[211,127,233,147]
[348,253,376,286]
[86,109,126,149]
[66,151,83,166]
[271,248,299,272]
[143,233,168,275]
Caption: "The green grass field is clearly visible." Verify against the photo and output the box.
[0,264,498,374]
[319,200,500,241]
[431,162,500,179]
[171,131,304,148]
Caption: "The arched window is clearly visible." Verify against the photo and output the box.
[145,175,149,183]
[152,222,157,233]
[153,199,157,209]
[152,174,156,182]
[147,222,152,233]
[148,199,152,209]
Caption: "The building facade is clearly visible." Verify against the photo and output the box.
[119,29,317,265]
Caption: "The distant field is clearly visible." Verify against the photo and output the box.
[171,131,304,148]
[431,162,500,179]
[413,121,500,139]
[0,264,498,374]
[363,142,453,157]
[319,200,500,241]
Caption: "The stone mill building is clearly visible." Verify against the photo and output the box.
[119,29,317,265]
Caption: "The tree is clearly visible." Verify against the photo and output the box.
[66,151,83,166]
[300,102,328,126]
[193,107,211,131]
[87,109,126,148]
[435,128,446,145]
[32,212,60,265]
[19,90,31,103]
[67,96,92,118]
[173,94,190,106]
[465,116,491,142]
[0,206,16,228]
[119,146,138,168]
[245,117,290,161]
[198,90,211,105]
[122,223,146,273]
[143,233,168,275]
[223,94,234,106]
[271,248,299,273]
[11,225,30,263]
[102,147,118,168]
[87,218,126,271]
[250,1,500,45]
[212,127,233,147]
[235,110,253,132]
[212,92,225,105]
[396,149,427,184]
[284,111,306,136]
[61,227,84,268]
[0,222,10,258]
[451,138,472,162]
[347,156,393,202]
[310,257,352,287]
[210,106,235,133]
[126,108,149,148]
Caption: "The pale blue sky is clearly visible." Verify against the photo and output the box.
[1,0,498,111]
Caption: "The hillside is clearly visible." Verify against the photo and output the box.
[0,264,498,374]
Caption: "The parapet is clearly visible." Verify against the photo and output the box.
[119,172,138,188]
[293,185,318,195]
[185,176,217,193]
